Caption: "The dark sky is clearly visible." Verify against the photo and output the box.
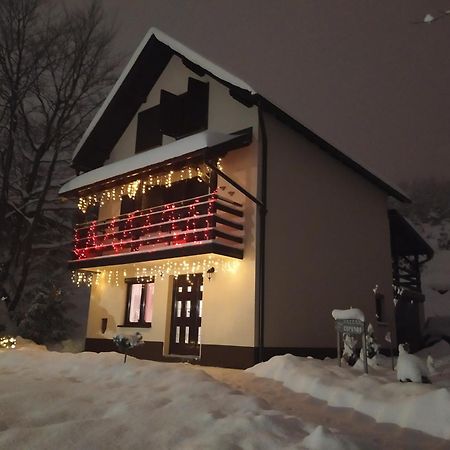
[76,0,450,184]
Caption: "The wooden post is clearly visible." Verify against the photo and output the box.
[337,330,341,367]
[361,324,368,374]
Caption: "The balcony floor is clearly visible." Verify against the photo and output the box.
[68,241,243,270]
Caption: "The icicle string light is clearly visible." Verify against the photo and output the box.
[77,161,221,213]
[71,255,239,287]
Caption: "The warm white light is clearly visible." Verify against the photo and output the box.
[72,254,239,288]
[76,162,217,212]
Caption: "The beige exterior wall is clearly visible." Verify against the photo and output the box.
[84,55,260,351]
[263,113,395,349]
[86,137,259,350]
[85,252,255,349]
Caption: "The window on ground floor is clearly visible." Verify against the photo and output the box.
[123,277,154,327]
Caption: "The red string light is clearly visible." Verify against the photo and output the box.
[73,192,241,260]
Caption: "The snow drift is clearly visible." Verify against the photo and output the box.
[0,342,358,450]
[247,343,450,440]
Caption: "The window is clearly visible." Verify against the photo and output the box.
[123,277,154,327]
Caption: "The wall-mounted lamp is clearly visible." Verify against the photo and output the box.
[206,267,215,281]
[101,317,108,334]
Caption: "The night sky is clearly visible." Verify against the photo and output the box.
[74,0,450,184]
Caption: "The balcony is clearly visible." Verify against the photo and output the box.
[70,193,244,269]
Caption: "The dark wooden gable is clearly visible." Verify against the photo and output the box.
[160,77,209,139]
[135,77,209,154]
[135,105,162,153]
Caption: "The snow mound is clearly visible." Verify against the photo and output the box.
[396,344,430,383]
[0,345,360,449]
[247,351,450,440]
[302,425,358,450]
[331,308,365,322]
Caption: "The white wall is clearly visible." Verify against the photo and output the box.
[85,53,260,350]
[85,252,254,349]
[86,270,169,343]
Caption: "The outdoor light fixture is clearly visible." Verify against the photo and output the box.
[101,318,108,334]
[206,266,215,281]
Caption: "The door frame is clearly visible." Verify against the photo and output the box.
[168,273,203,357]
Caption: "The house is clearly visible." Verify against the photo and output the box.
[59,28,432,368]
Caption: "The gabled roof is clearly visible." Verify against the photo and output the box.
[72,27,409,202]
[388,209,434,259]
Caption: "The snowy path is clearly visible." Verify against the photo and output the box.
[1,343,449,449]
[201,366,450,450]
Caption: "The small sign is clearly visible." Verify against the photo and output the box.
[333,318,368,374]
[335,319,364,335]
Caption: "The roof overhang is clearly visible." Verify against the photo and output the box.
[60,129,251,197]
[70,26,409,203]
[388,209,434,260]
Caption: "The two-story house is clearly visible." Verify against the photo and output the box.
[59,28,432,368]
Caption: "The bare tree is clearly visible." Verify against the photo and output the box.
[0,0,118,316]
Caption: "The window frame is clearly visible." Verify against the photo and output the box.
[120,276,155,328]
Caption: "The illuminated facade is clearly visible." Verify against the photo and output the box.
[60,29,427,368]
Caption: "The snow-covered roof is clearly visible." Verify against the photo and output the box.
[72,27,254,164]
[70,27,409,202]
[60,131,238,195]
[331,308,365,322]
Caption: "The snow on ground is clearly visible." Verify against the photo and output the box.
[247,341,450,441]
[0,341,360,450]
[2,341,450,449]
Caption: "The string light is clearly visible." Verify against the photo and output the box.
[71,270,94,287]
[0,336,16,349]
[71,255,239,288]
[77,162,217,213]
[73,192,243,260]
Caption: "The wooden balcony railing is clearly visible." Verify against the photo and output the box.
[72,193,244,264]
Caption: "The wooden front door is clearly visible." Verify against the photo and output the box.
[169,273,203,356]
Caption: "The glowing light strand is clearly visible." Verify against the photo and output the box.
[77,162,221,213]
[71,256,239,287]
[72,193,240,260]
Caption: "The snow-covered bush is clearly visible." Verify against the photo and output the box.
[113,332,144,363]
[113,332,144,351]
[366,323,380,360]
[342,334,358,366]
[17,282,77,345]
[396,344,431,383]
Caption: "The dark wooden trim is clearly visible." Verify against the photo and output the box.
[85,338,164,360]
[68,242,243,270]
[84,339,339,368]
[84,338,257,368]
[75,193,243,230]
[73,37,172,170]
[169,273,203,357]
[200,344,257,369]
[117,323,152,328]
